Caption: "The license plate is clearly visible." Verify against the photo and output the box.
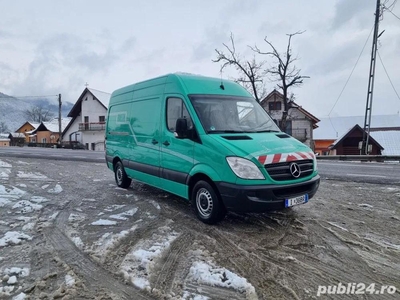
[285,194,309,207]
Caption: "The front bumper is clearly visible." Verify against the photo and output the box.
[216,175,320,213]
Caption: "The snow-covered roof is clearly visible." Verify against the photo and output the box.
[9,132,25,138]
[0,138,10,142]
[370,131,400,155]
[88,88,111,109]
[314,114,400,140]
[35,118,71,133]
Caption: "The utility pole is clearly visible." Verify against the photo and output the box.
[58,93,62,146]
[361,0,381,155]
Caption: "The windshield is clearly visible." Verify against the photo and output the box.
[190,95,281,134]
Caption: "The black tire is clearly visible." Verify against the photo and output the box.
[192,180,226,224]
[114,161,132,188]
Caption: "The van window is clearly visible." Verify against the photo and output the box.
[166,98,193,131]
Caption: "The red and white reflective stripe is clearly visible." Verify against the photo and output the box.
[257,151,314,165]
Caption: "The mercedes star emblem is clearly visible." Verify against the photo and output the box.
[289,162,301,178]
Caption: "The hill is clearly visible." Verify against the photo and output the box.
[0,92,73,132]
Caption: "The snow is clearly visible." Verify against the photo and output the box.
[68,213,85,223]
[0,231,32,247]
[91,226,138,260]
[104,204,126,212]
[12,200,43,213]
[7,275,17,284]
[3,268,29,281]
[71,236,84,249]
[327,221,348,232]
[109,208,138,220]
[120,226,179,290]
[30,196,48,203]
[17,171,47,179]
[0,286,15,297]
[182,292,210,300]
[0,170,10,178]
[12,293,26,300]
[0,160,12,168]
[47,184,63,194]
[65,274,75,287]
[91,219,117,226]
[0,185,25,198]
[0,198,11,207]
[188,261,255,295]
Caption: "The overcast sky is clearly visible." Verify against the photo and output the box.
[1,0,399,118]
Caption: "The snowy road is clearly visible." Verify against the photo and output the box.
[0,158,399,299]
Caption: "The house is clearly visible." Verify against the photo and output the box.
[8,132,25,146]
[328,124,383,155]
[29,118,71,145]
[0,135,10,147]
[14,121,40,143]
[62,88,111,151]
[260,90,320,148]
[314,114,400,155]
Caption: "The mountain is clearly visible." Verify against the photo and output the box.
[0,92,74,132]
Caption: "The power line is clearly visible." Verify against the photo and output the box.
[0,95,58,100]
[328,26,374,116]
[377,50,400,101]
[387,9,400,20]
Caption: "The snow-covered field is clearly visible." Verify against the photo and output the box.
[0,157,399,300]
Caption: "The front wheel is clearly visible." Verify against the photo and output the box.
[114,161,131,188]
[192,180,226,224]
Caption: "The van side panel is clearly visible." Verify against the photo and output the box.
[127,97,162,187]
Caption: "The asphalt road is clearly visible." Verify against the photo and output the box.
[0,146,105,163]
[1,147,399,185]
[317,160,400,185]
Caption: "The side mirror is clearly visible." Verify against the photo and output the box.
[175,118,188,138]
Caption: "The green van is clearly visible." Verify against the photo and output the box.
[105,73,320,224]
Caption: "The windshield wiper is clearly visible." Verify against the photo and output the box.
[252,129,280,133]
[208,130,246,134]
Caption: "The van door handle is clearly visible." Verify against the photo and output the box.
[163,141,170,146]
[151,139,158,145]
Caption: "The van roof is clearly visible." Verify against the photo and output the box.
[110,73,252,100]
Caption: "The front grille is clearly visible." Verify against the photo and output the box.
[265,159,313,181]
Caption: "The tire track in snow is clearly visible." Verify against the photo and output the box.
[43,226,154,300]
[152,232,192,294]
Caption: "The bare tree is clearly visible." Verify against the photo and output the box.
[252,31,309,131]
[0,121,9,133]
[24,106,55,123]
[213,33,267,102]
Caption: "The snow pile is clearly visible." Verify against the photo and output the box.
[0,185,26,199]
[47,184,63,194]
[0,160,12,168]
[109,208,138,220]
[12,200,43,213]
[0,169,10,179]
[188,262,255,295]
[65,274,75,287]
[91,219,117,226]
[17,171,47,179]
[104,204,126,212]
[0,232,32,247]
[120,226,180,290]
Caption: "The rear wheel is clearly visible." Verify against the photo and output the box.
[192,180,226,224]
[114,161,131,188]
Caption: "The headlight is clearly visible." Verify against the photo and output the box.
[226,157,265,179]
[313,154,318,171]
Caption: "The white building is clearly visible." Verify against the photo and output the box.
[260,90,320,148]
[63,88,111,151]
